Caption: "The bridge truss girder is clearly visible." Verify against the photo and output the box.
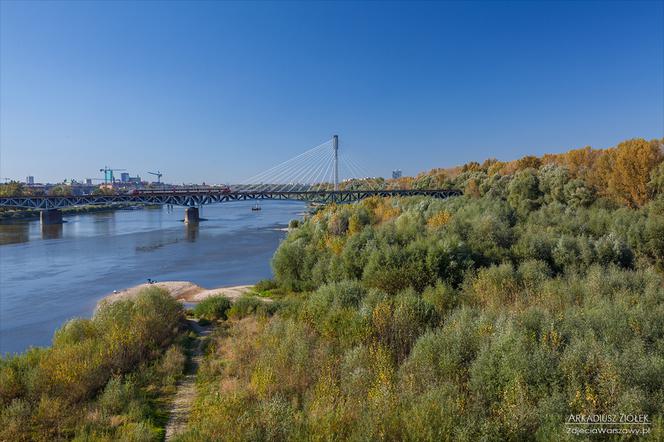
[0,189,462,210]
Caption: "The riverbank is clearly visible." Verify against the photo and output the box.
[99,281,254,307]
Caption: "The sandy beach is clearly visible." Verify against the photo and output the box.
[100,281,254,306]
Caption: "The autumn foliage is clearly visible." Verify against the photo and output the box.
[340,137,663,209]
[0,288,187,441]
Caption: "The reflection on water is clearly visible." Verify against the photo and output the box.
[0,222,30,245]
[90,212,116,237]
[0,201,306,354]
[41,224,63,240]
[185,224,199,242]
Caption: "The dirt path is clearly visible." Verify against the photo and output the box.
[164,319,211,441]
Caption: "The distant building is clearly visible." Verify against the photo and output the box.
[85,178,93,185]
[120,172,130,183]
[26,176,35,185]
[392,169,402,179]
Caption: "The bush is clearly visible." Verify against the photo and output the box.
[193,295,232,321]
[228,296,276,320]
[422,280,459,317]
[0,288,186,440]
[254,279,277,292]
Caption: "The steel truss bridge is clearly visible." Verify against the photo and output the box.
[0,189,461,210]
[0,136,463,215]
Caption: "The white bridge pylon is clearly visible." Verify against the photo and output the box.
[237,136,371,192]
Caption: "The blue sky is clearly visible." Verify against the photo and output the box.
[1,1,662,184]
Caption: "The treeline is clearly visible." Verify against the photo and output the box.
[177,138,664,440]
[0,288,187,441]
[0,182,74,197]
[344,137,663,209]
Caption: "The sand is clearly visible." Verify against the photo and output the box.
[100,280,254,306]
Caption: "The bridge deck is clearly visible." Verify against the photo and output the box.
[0,189,462,210]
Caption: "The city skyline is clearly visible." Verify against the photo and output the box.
[1,1,662,183]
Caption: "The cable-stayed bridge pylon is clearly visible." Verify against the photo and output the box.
[236,135,364,193]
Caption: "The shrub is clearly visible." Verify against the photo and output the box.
[228,296,269,320]
[254,279,278,293]
[470,263,521,308]
[0,288,186,440]
[422,280,459,317]
[193,295,232,321]
[508,169,543,216]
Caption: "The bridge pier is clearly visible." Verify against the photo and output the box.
[40,209,63,225]
[184,207,199,224]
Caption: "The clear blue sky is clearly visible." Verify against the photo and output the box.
[1,1,662,184]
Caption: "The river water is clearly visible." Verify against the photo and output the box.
[0,201,305,355]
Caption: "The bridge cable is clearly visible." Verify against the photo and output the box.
[240,140,331,190]
[259,142,331,192]
[341,155,369,189]
[284,148,333,193]
[306,149,335,192]
[245,142,330,192]
[313,150,335,192]
[241,139,330,185]
[242,142,329,192]
[343,154,379,190]
[264,145,331,192]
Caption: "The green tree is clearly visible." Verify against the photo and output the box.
[508,169,542,216]
[48,185,73,196]
[649,162,664,196]
[538,164,569,204]
[0,181,26,196]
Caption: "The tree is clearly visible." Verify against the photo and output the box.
[413,174,434,190]
[461,161,482,173]
[538,164,570,204]
[515,156,542,171]
[0,181,26,196]
[560,146,602,179]
[92,186,116,196]
[48,185,73,196]
[649,162,664,197]
[508,169,542,216]
[564,179,595,208]
[606,138,663,207]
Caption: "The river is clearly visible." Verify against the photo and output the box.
[0,201,305,355]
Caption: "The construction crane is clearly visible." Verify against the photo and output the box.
[99,166,126,185]
[148,171,163,184]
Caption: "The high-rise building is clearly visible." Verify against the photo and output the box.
[120,172,130,183]
[392,169,402,179]
[26,176,35,185]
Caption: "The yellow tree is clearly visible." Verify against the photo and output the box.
[606,138,663,207]
[515,155,542,171]
[561,146,602,179]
